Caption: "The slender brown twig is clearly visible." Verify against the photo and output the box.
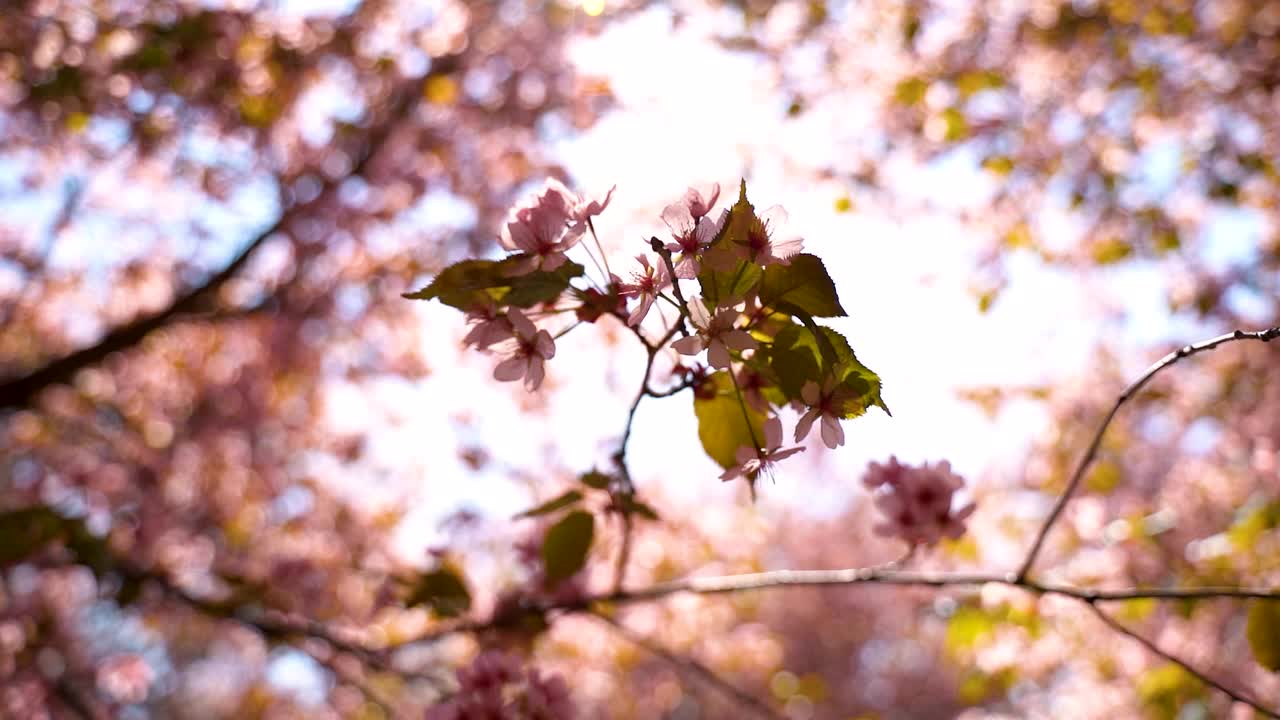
[1017,327,1280,580]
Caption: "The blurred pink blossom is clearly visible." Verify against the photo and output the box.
[425,650,574,720]
[862,457,975,546]
[95,653,154,705]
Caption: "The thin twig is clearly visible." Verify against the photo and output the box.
[593,613,784,720]
[1016,327,1280,581]
[1085,601,1278,718]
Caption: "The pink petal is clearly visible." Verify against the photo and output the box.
[719,465,744,482]
[493,356,528,382]
[671,335,705,356]
[524,356,545,391]
[627,294,654,326]
[769,446,805,463]
[661,201,694,233]
[762,416,783,450]
[706,339,732,369]
[507,309,536,339]
[534,330,556,359]
[820,414,844,449]
[794,408,818,442]
[721,329,758,352]
[687,297,712,329]
[673,256,700,279]
[758,204,789,230]
[769,237,804,261]
[734,445,758,464]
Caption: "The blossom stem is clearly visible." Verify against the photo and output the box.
[587,218,612,279]
[726,363,763,452]
[552,321,582,340]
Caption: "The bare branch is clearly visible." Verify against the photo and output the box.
[1016,327,1280,581]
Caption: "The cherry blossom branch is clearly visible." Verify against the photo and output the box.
[1084,601,1278,718]
[592,613,785,720]
[1016,326,1280,581]
[651,239,691,336]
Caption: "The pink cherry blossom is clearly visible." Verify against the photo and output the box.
[567,184,615,237]
[499,179,578,273]
[719,416,806,483]
[461,300,514,350]
[617,255,671,326]
[736,365,773,413]
[493,309,556,391]
[672,296,757,369]
[793,377,859,449]
[730,205,804,268]
[425,651,575,720]
[662,202,725,278]
[862,456,976,546]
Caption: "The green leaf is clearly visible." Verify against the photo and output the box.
[407,567,472,618]
[502,261,583,307]
[514,490,584,519]
[579,471,612,490]
[0,507,69,566]
[693,371,765,469]
[403,258,583,310]
[768,324,889,416]
[1248,600,1280,672]
[698,258,761,308]
[542,510,594,583]
[758,253,846,317]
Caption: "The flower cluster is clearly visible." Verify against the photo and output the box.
[407,177,899,496]
[425,650,574,720]
[862,456,975,546]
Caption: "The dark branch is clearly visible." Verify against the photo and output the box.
[0,82,420,411]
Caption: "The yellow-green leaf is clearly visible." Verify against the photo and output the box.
[1248,600,1280,672]
[403,258,583,310]
[693,371,765,469]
